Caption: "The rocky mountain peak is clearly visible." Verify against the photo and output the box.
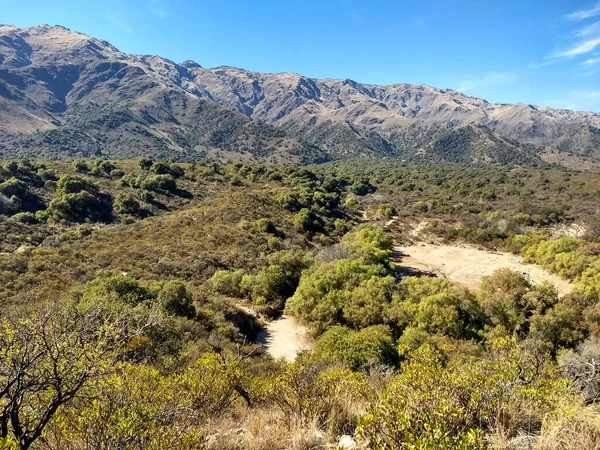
[0,24,599,167]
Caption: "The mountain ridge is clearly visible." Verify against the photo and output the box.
[0,24,598,166]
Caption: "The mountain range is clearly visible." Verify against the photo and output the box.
[1,24,599,167]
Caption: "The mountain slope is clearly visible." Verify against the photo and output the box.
[187,66,600,160]
[0,24,599,166]
[0,24,324,164]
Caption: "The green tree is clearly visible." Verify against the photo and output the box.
[0,298,161,450]
[138,157,154,170]
[157,280,195,318]
[113,192,142,217]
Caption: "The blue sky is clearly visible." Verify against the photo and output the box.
[2,0,600,112]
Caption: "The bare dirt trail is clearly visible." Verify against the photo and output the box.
[395,242,573,296]
[255,315,313,362]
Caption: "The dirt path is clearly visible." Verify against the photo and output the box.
[395,243,573,296]
[255,315,313,362]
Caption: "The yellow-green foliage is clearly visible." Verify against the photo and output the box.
[388,276,484,340]
[358,338,575,449]
[48,364,205,450]
[261,360,367,434]
[4,159,600,448]
[315,325,399,370]
[343,225,394,268]
[48,352,250,450]
[285,225,395,334]
[507,232,600,308]
[477,269,586,347]
[285,258,391,334]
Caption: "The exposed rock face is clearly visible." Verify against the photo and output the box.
[188,66,600,162]
[0,25,322,163]
[0,24,599,165]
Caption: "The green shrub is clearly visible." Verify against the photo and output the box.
[56,175,97,195]
[240,265,288,304]
[38,169,58,181]
[140,175,177,193]
[114,193,142,217]
[138,157,154,170]
[315,325,399,370]
[157,280,195,318]
[12,212,38,224]
[73,160,90,173]
[210,270,245,297]
[97,160,117,175]
[350,181,371,196]
[34,210,49,223]
[377,204,397,218]
[388,276,484,341]
[0,178,27,198]
[150,162,172,175]
[345,197,359,208]
[254,218,277,234]
[48,191,112,223]
[293,208,320,233]
[358,338,573,449]
[263,361,366,433]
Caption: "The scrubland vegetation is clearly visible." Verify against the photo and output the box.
[3,158,600,449]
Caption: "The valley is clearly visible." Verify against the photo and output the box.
[2,156,600,448]
[395,242,573,295]
[1,15,600,450]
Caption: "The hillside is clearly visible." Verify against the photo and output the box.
[3,157,600,448]
[0,25,599,166]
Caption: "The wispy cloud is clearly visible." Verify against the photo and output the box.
[582,57,600,64]
[457,72,518,92]
[552,37,600,58]
[105,11,133,34]
[576,20,600,37]
[568,2,600,21]
[529,60,558,69]
[149,0,168,19]
[573,89,600,99]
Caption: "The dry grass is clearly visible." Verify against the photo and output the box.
[535,406,600,450]
[487,405,600,450]
[204,408,329,450]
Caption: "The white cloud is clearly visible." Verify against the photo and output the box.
[568,2,600,21]
[105,11,133,34]
[576,21,600,36]
[457,72,517,92]
[582,57,600,64]
[529,60,557,69]
[572,90,600,99]
[552,37,600,58]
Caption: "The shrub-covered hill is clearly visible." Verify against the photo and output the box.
[0,158,360,303]
[4,158,600,449]
[312,159,600,244]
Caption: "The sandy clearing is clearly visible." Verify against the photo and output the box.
[395,243,573,296]
[256,315,313,363]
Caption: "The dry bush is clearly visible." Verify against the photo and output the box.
[204,408,328,450]
[535,406,600,450]
[486,403,600,450]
